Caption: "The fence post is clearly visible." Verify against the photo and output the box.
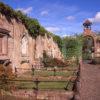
[31,67,35,76]
[53,66,57,76]
[15,67,17,77]
[33,78,40,100]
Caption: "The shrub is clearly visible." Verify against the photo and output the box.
[42,51,67,68]
[0,64,15,91]
[0,2,53,38]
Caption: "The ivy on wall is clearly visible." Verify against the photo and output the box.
[0,2,53,38]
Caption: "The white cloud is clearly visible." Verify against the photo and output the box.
[40,10,48,16]
[46,27,60,33]
[66,16,75,21]
[89,12,100,23]
[62,34,68,37]
[16,7,33,14]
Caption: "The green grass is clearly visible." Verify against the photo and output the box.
[12,68,77,91]
[15,69,76,91]
[16,81,73,91]
[31,70,74,77]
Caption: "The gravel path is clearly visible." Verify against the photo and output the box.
[79,64,100,100]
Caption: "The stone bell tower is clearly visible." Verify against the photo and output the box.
[82,20,100,63]
[83,19,96,48]
[83,19,93,36]
[82,20,95,61]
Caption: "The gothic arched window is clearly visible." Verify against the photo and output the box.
[21,36,28,56]
[0,34,8,55]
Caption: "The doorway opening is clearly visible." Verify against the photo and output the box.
[82,36,95,63]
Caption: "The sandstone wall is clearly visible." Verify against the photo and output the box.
[0,14,63,72]
[35,35,62,60]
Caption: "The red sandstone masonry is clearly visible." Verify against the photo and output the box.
[0,14,63,72]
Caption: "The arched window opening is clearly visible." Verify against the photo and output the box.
[0,34,8,55]
[21,36,28,56]
[83,36,94,60]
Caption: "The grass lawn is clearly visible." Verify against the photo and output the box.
[16,81,74,91]
[32,70,74,77]
[1,67,77,92]
[14,69,76,91]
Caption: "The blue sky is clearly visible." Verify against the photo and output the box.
[0,0,100,36]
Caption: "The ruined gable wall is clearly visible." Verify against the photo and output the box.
[0,14,35,70]
[0,14,63,71]
[35,35,62,60]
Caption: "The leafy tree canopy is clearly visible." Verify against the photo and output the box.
[53,35,62,51]
[62,35,83,59]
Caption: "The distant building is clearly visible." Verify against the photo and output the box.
[83,20,100,63]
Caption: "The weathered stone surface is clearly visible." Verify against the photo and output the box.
[83,20,100,63]
[0,14,63,72]
[11,90,74,100]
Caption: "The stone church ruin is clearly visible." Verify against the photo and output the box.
[83,20,100,63]
[0,13,62,72]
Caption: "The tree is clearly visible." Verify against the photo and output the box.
[42,50,67,68]
[53,35,62,51]
[0,2,52,38]
[62,35,82,60]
